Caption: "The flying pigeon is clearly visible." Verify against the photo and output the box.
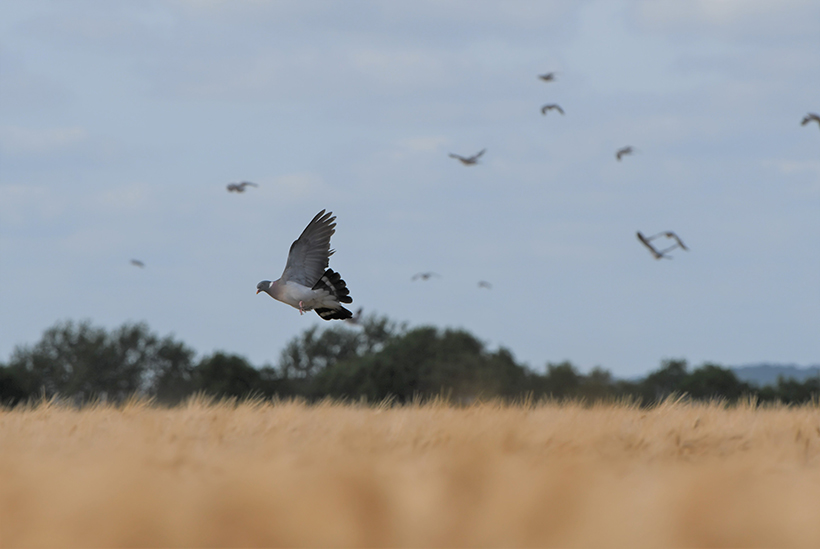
[449,149,486,166]
[412,272,440,281]
[801,113,820,129]
[345,307,364,325]
[538,72,557,82]
[227,181,258,193]
[256,210,353,320]
[478,280,493,289]
[636,231,689,260]
[130,259,145,268]
[616,146,634,161]
[541,104,564,115]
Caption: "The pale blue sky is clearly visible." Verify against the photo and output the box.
[2,1,818,377]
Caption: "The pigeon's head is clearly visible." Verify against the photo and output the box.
[256,280,272,295]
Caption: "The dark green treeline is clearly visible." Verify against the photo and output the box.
[1,317,818,407]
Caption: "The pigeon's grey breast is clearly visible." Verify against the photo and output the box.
[280,210,336,287]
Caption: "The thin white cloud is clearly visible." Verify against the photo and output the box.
[0,125,87,156]
[12,2,575,104]
[90,185,151,213]
[387,136,450,161]
[633,0,820,40]
[762,159,820,197]
[265,173,336,203]
[0,184,65,227]
[773,159,820,176]
[0,49,70,112]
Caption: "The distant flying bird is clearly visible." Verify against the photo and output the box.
[449,149,486,166]
[256,210,353,320]
[478,280,493,289]
[540,104,565,115]
[538,72,557,82]
[801,113,820,129]
[636,231,689,260]
[345,307,364,325]
[227,181,258,193]
[616,146,634,161]
[130,259,145,268]
[412,272,440,281]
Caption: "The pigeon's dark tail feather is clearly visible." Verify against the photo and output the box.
[312,268,353,302]
[312,268,353,321]
[315,306,353,321]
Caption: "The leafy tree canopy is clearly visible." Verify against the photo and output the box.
[4,320,195,404]
[1,317,818,407]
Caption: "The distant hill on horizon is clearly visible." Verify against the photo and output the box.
[731,364,820,387]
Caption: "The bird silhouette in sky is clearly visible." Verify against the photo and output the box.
[130,259,145,268]
[412,272,440,281]
[227,181,258,193]
[541,104,565,115]
[449,149,486,166]
[478,280,493,289]
[801,113,820,129]
[538,72,557,82]
[636,231,689,260]
[616,146,635,161]
[256,210,353,320]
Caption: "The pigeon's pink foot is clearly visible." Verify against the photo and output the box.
[298,301,305,315]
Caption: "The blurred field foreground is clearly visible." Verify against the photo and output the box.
[2,398,820,547]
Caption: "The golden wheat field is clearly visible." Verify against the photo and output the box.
[2,397,820,547]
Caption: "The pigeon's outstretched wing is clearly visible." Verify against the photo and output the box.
[636,232,663,259]
[280,210,337,287]
[802,113,820,127]
[662,231,688,251]
[541,104,564,115]
[449,149,485,165]
[616,146,634,161]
